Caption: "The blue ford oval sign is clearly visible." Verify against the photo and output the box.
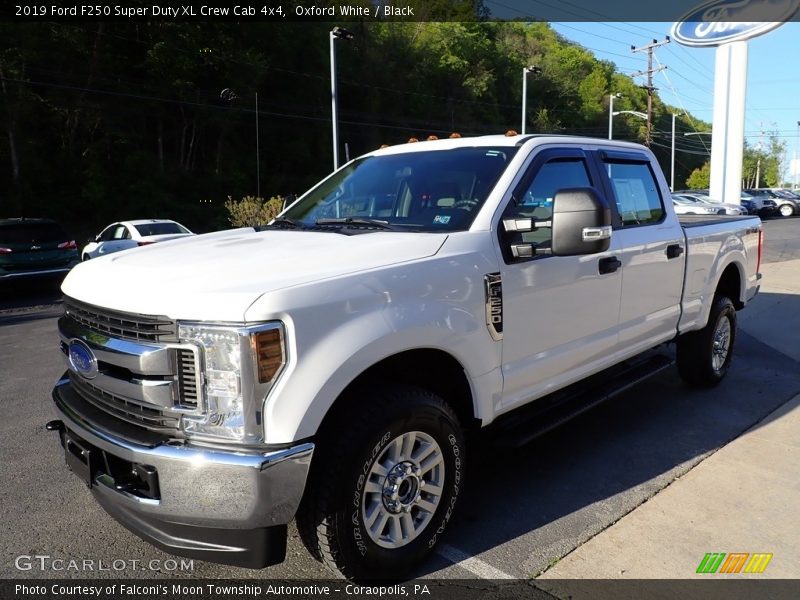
[68,339,98,379]
[672,0,800,47]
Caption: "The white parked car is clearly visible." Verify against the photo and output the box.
[671,196,720,215]
[673,193,745,215]
[81,219,193,261]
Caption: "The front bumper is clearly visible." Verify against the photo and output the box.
[50,376,314,568]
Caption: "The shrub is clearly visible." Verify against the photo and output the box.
[224,195,284,228]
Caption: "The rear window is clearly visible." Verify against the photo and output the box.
[133,222,190,236]
[0,222,68,244]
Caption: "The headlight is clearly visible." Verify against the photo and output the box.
[178,322,286,443]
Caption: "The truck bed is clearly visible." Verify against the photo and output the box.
[678,215,755,228]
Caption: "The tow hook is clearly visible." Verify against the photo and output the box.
[46,420,66,447]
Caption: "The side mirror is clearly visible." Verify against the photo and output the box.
[551,188,612,256]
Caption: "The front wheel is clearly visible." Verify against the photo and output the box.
[779,204,794,217]
[297,385,465,581]
[677,295,736,388]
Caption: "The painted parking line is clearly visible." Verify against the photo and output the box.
[435,544,515,580]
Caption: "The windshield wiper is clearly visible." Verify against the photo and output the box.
[314,217,399,231]
[258,217,301,230]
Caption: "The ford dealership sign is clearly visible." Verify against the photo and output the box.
[671,0,800,47]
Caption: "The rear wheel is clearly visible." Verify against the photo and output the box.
[779,203,794,217]
[297,385,465,581]
[81,253,90,261]
[677,295,736,388]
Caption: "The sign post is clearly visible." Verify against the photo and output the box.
[671,0,800,203]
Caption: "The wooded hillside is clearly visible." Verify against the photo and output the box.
[0,18,709,238]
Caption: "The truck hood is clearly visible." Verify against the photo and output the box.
[62,228,448,321]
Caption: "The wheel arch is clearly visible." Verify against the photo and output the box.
[315,348,479,440]
[715,261,744,309]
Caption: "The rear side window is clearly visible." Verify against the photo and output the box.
[605,162,664,226]
[0,222,67,244]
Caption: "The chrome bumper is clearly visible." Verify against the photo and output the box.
[51,376,314,567]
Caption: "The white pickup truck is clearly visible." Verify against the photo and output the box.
[48,134,762,580]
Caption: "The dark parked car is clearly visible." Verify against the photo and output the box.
[744,189,797,217]
[0,218,80,279]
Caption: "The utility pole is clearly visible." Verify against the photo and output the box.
[631,38,670,146]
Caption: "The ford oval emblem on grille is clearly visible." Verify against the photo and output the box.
[68,339,98,379]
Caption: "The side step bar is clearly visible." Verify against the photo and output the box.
[488,353,675,449]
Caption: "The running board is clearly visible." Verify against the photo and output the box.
[489,353,675,449]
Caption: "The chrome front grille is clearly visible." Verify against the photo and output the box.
[175,349,199,410]
[59,301,203,436]
[69,372,182,433]
[63,296,176,342]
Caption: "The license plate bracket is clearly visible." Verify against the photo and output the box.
[64,432,96,488]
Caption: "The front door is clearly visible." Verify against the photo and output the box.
[497,148,623,411]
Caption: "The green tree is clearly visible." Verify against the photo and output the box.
[686,162,711,189]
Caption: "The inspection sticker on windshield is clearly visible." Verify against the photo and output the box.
[433,215,451,225]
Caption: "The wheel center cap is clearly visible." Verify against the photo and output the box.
[382,461,422,514]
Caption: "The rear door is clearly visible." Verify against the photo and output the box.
[496,147,623,411]
[593,150,685,356]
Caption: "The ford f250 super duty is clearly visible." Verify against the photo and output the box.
[48,135,762,580]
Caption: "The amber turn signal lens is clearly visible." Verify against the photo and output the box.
[252,329,283,383]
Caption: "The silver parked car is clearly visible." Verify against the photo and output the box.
[672,196,721,215]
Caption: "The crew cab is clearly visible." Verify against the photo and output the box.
[48,135,762,581]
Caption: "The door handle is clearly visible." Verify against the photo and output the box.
[598,256,622,274]
[666,244,684,259]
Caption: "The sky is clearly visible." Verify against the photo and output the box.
[548,22,800,184]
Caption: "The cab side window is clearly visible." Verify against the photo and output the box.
[112,225,129,240]
[503,158,592,250]
[605,162,664,226]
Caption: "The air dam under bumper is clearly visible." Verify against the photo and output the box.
[50,376,314,568]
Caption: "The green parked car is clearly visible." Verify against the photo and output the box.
[0,218,80,280]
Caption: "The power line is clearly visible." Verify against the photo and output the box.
[654,54,711,155]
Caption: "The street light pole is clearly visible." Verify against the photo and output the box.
[671,113,677,192]
[521,66,541,135]
[794,120,799,190]
[330,27,354,171]
[608,93,622,140]
[255,92,260,198]
[220,87,262,196]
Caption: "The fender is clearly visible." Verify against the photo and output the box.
[245,242,503,444]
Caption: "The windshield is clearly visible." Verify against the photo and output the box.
[134,222,191,236]
[282,147,518,232]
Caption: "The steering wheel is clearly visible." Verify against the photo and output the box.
[453,199,478,210]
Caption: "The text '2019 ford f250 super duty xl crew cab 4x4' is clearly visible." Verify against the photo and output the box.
[48,134,761,581]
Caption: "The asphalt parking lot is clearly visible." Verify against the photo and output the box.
[2,217,799,582]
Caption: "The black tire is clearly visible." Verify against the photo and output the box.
[297,385,465,581]
[779,204,794,217]
[677,295,736,388]
[81,254,90,261]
